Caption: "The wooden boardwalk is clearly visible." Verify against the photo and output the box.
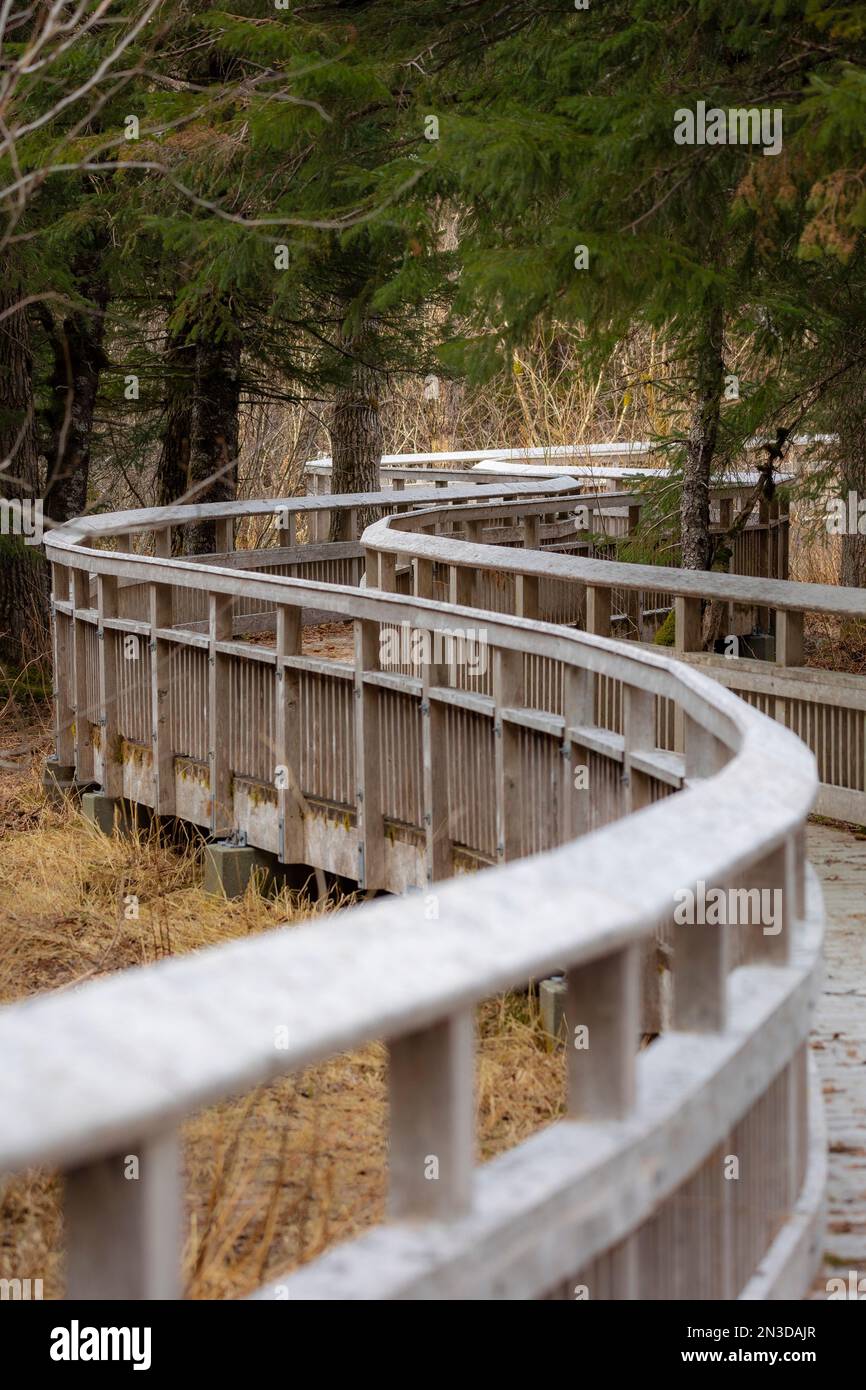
[807,823,866,1297]
[6,470,833,1298]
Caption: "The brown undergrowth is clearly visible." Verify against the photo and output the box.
[0,713,564,1300]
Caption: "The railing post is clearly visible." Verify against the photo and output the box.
[566,946,640,1120]
[673,597,703,755]
[623,685,656,813]
[449,562,474,608]
[775,608,804,667]
[208,592,233,836]
[276,605,304,864]
[517,563,540,620]
[354,618,385,890]
[560,663,593,844]
[71,567,94,781]
[154,526,172,559]
[415,555,434,600]
[388,1010,474,1219]
[277,509,296,548]
[422,640,451,885]
[586,585,611,637]
[674,595,703,653]
[378,551,396,592]
[493,645,523,863]
[96,576,121,797]
[684,716,726,780]
[215,518,234,553]
[52,563,76,767]
[672,906,728,1033]
[737,839,793,967]
[65,1131,181,1299]
[149,583,176,816]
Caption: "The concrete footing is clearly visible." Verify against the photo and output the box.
[203,842,276,899]
[81,792,148,836]
[539,975,568,1047]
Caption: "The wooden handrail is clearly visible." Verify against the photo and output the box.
[7,477,826,1300]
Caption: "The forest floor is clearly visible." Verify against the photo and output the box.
[0,694,564,1300]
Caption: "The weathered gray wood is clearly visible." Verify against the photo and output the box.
[493,646,524,863]
[566,945,640,1120]
[388,1010,474,1219]
[776,608,805,667]
[208,592,233,836]
[30,463,830,1304]
[149,583,175,815]
[51,563,75,766]
[97,575,122,797]
[276,606,304,863]
[673,917,728,1032]
[354,619,385,890]
[623,685,656,814]
[586,585,611,637]
[65,1130,181,1299]
[675,595,703,653]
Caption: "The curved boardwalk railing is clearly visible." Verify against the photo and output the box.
[365,491,866,824]
[0,468,831,1299]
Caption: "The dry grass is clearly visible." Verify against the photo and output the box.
[789,510,866,676]
[0,710,565,1301]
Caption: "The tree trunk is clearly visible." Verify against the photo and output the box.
[837,378,866,587]
[156,328,195,513]
[328,351,383,541]
[184,333,242,554]
[681,301,725,571]
[42,250,109,528]
[0,278,49,667]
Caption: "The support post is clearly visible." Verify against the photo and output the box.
[149,583,176,815]
[97,575,122,798]
[65,1131,181,1300]
[566,946,639,1120]
[52,562,75,767]
[276,605,304,863]
[560,664,593,845]
[493,646,523,863]
[776,609,804,668]
[208,592,233,837]
[71,568,94,781]
[388,1011,474,1219]
[354,618,385,890]
[586,585,611,637]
